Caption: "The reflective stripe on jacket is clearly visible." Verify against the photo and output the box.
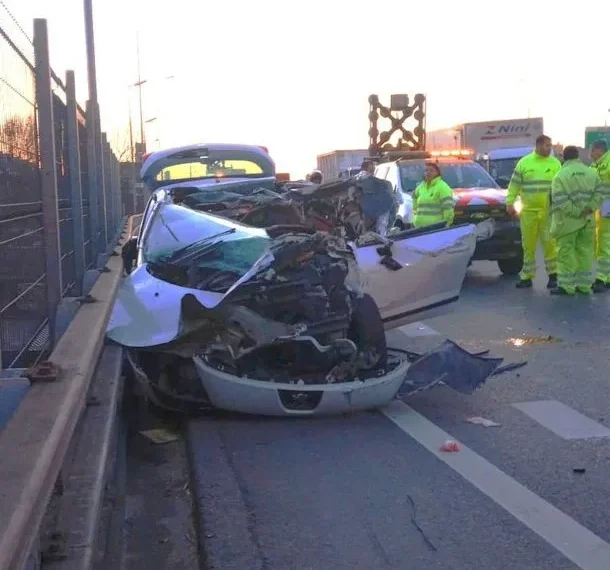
[413,176,454,228]
[591,150,610,200]
[550,158,601,238]
[507,151,561,210]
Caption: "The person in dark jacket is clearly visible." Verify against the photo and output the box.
[307,170,323,184]
[356,160,397,235]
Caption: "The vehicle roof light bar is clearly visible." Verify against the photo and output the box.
[429,149,473,157]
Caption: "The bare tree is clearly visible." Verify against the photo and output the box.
[111,127,133,163]
[0,114,38,163]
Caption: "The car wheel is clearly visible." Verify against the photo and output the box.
[394,219,405,230]
[348,293,387,369]
[498,256,523,276]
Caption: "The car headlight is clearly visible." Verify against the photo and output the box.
[513,198,523,215]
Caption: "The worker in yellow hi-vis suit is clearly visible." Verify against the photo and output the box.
[590,140,610,290]
[507,135,561,289]
[413,162,455,228]
[549,146,602,295]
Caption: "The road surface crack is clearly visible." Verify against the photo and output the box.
[407,495,437,552]
[218,429,270,570]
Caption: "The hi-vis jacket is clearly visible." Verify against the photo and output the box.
[413,176,454,228]
[590,150,610,203]
[507,152,562,211]
[550,159,602,238]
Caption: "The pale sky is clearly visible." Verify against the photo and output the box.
[7,0,610,177]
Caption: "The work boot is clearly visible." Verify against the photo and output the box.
[592,280,606,293]
[516,278,533,289]
[546,273,558,289]
[550,286,572,296]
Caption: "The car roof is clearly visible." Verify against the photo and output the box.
[141,143,270,172]
[140,143,276,190]
[486,146,533,160]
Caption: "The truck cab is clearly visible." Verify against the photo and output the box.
[477,146,533,188]
[477,146,564,188]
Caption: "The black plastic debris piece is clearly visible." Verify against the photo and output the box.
[573,468,586,474]
[470,349,490,356]
[376,244,393,257]
[380,255,403,271]
[492,361,528,376]
[398,340,503,396]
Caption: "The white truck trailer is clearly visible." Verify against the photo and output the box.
[316,149,369,182]
[427,117,544,155]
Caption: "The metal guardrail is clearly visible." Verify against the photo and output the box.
[0,215,135,570]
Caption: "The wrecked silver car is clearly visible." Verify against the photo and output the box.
[107,143,503,416]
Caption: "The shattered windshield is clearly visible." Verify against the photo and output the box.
[142,202,272,290]
[399,161,500,192]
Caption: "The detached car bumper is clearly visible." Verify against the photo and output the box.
[472,219,521,261]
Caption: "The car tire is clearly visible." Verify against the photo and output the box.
[348,293,388,369]
[498,256,523,276]
[394,219,405,230]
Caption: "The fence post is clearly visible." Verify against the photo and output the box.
[117,157,124,220]
[34,19,62,347]
[109,144,116,235]
[65,70,85,295]
[100,132,109,249]
[113,155,120,228]
[105,139,113,239]
[109,146,116,236]
[85,103,100,260]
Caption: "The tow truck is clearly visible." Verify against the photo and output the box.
[368,94,523,276]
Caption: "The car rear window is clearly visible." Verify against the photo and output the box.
[156,159,264,182]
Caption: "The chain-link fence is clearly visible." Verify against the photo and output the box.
[0,7,123,369]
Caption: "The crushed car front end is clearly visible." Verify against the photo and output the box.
[108,166,501,416]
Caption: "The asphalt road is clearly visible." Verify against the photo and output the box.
[188,259,610,570]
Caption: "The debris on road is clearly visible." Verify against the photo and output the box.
[139,428,181,445]
[492,361,528,376]
[440,440,461,452]
[506,335,562,347]
[466,416,501,427]
[572,468,586,474]
[396,340,504,396]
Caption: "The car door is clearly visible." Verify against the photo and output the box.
[352,222,477,330]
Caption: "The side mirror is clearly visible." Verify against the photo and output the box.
[122,236,138,275]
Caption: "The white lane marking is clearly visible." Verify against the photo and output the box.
[513,400,610,441]
[382,401,610,570]
[398,322,441,337]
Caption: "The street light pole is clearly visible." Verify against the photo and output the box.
[127,87,137,213]
[128,89,134,163]
[135,32,146,155]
